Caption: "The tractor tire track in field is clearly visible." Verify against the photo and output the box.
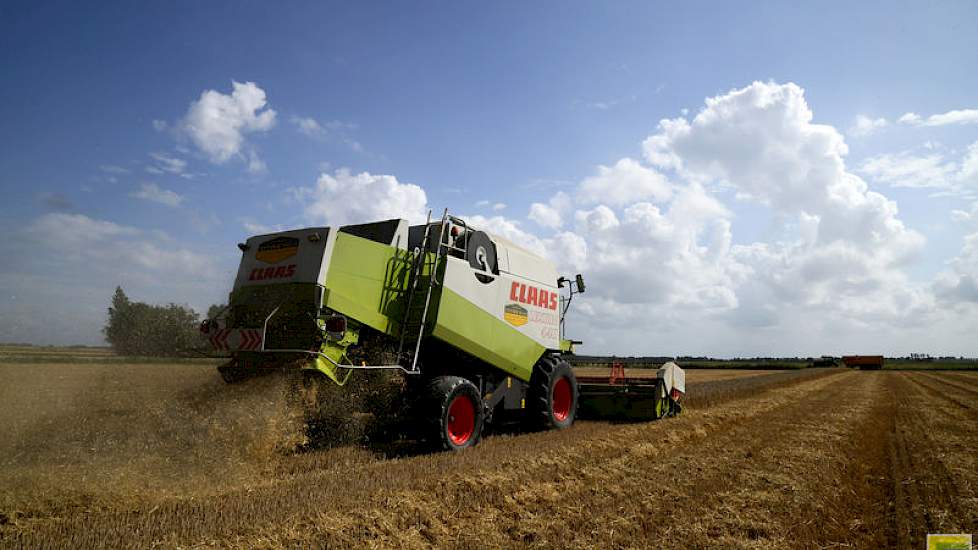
[886,374,958,548]
[885,372,977,547]
[942,371,978,389]
[907,372,978,418]
[917,371,978,401]
[635,370,894,548]
[481,371,859,548]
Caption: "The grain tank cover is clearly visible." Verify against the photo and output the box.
[657,361,685,395]
[232,227,330,289]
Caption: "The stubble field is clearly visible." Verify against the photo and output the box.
[1,357,976,548]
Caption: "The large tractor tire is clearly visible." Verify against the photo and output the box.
[528,356,579,430]
[422,376,485,451]
[218,363,249,384]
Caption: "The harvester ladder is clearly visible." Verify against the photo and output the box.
[396,208,451,373]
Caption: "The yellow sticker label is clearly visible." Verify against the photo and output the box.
[255,236,299,264]
[927,534,972,550]
[504,303,528,327]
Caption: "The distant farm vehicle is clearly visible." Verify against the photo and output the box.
[810,356,839,368]
[842,355,884,370]
[200,210,685,450]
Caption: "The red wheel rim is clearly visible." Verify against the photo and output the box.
[446,394,475,446]
[552,376,572,422]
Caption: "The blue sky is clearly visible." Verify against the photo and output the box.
[1,1,977,356]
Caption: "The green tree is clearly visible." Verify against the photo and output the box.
[207,303,228,320]
[103,286,202,356]
[104,286,134,352]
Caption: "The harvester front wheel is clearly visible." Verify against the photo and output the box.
[423,376,484,451]
[528,357,578,430]
[218,360,251,384]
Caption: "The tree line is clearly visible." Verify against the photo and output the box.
[103,286,223,357]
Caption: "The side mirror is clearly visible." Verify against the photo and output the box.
[575,274,586,293]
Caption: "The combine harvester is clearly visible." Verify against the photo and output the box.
[201,210,685,450]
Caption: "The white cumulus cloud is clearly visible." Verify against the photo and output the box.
[859,140,978,196]
[181,81,276,165]
[506,81,938,353]
[898,108,978,127]
[294,169,428,226]
[24,214,220,282]
[898,112,921,125]
[952,202,978,224]
[293,116,324,137]
[246,150,267,174]
[28,213,139,244]
[849,114,888,137]
[529,191,572,230]
[935,232,978,304]
[572,187,738,310]
[858,152,957,189]
[643,82,923,262]
[529,203,562,229]
[422,81,970,354]
[130,183,184,207]
[578,158,672,206]
[959,141,978,184]
[291,115,362,152]
[148,152,188,176]
[7,213,230,345]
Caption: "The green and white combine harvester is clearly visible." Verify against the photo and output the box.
[201,210,685,450]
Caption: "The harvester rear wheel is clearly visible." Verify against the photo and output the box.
[528,357,578,430]
[218,364,247,384]
[423,376,484,451]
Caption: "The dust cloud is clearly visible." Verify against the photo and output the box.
[0,363,374,516]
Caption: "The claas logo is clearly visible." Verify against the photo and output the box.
[509,282,558,310]
[249,264,297,281]
[255,236,299,264]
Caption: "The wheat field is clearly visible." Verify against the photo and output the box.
[1,357,976,548]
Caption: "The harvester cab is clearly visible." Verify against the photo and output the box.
[202,209,684,450]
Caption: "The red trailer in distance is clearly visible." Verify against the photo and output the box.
[842,355,884,370]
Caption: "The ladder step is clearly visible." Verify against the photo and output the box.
[395,208,453,374]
